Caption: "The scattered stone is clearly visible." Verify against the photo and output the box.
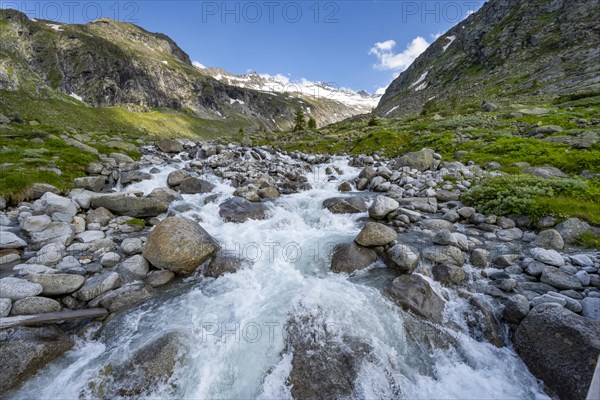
[179,177,216,194]
[337,181,353,192]
[146,270,175,287]
[423,245,465,266]
[117,255,149,283]
[502,294,530,324]
[121,238,143,255]
[368,195,399,220]
[203,253,247,278]
[10,296,61,315]
[74,272,121,301]
[540,266,582,291]
[157,138,184,153]
[25,274,85,296]
[323,197,367,214]
[218,197,269,223]
[0,277,43,300]
[395,149,435,172]
[532,229,564,250]
[73,176,106,192]
[432,263,466,285]
[0,231,27,249]
[530,247,565,267]
[470,248,490,268]
[101,252,121,267]
[581,297,600,321]
[383,244,420,274]
[99,283,153,312]
[30,183,60,200]
[20,215,52,234]
[555,218,589,244]
[90,193,169,218]
[0,298,11,317]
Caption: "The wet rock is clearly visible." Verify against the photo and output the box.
[258,187,280,199]
[90,193,169,218]
[470,248,490,268]
[218,197,269,223]
[86,207,115,227]
[0,277,43,300]
[73,176,106,192]
[203,253,247,278]
[323,196,368,214]
[581,297,600,321]
[514,304,600,400]
[286,310,372,400]
[432,229,458,247]
[330,242,377,274]
[0,298,11,317]
[74,272,121,301]
[33,193,78,217]
[121,238,143,255]
[29,222,75,250]
[368,195,399,220]
[112,331,190,397]
[179,177,216,194]
[25,274,85,296]
[148,187,183,204]
[422,245,465,266]
[120,171,151,185]
[421,219,454,231]
[146,270,175,287]
[75,230,105,243]
[540,266,582,291]
[21,214,52,233]
[355,222,397,247]
[532,229,564,250]
[502,294,530,324]
[465,296,504,347]
[100,252,120,267]
[571,254,594,267]
[167,170,190,187]
[432,263,466,285]
[143,217,220,275]
[383,244,420,274]
[99,283,153,312]
[11,296,61,315]
[387,274,446,323]
[337,181,353,192]
[555,218,589,244]
[0,326,74,393]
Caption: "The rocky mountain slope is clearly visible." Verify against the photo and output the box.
[0,9,367,130]
[376,0,600,117]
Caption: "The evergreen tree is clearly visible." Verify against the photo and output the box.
[293,110,306,131]
[367,110,378,126]
[307,117,317,130]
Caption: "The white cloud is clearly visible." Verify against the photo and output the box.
[192,61,206,69]
[369,36,431,71]
[375,86,388,95]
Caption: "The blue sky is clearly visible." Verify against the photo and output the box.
[3,0,484,93]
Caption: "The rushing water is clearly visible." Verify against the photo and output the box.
[10,157,549,399]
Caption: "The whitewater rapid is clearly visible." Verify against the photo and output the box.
[10,157,549,399]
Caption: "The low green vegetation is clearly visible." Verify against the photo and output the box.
[461,175,600,225]
[575,231,600,250]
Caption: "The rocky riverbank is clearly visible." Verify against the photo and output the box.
[1,139,599,398]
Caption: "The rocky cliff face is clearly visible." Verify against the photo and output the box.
[376,0,600,117]
[0,9,352,130]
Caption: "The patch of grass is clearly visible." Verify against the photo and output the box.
[126,218,145,227]
[575,231,600,250]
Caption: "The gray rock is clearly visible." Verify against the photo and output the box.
[157,138,184,153]
[530,247,565,267]
[555,218,589,244]
[74,272,121,301]
[143,217,220,275]
[179,177,216,194]
[75,230,105,243]
[148,187,183,203]
[29,183,60,200]
[570,254,594,267]
[20,215,52,233]
[100,252,121,267]
[337,181,353,192]
[432,263,466,285]
[540,266,582,290]
[576,270,590,286]
[258,187,280,199]
[395,149,435,172]
[323,197,368,214]
[0,231,27,249]
[203,253,247,278]
[368,195,399,220]
[524,166,567,179]
[355,222,396,247]
[120,171,151,185]
[502,294,530,324]
[383,244,420,274]
[514,304,600,400]
[497,217,515,229]
[423,245,465,266]
[109,152,134,164]
[121,238,143,255]
[146,270,175,287]
[525,261,546,277]
[29,222,75,250]
[99,283,153,312]
[532,229,564,250]
[33,192,78,217]
[117,255,150,282]
[387,274,446,323]
[25,274,85,296]
[433,229,458,247]
[496,227,523,242]
[0,298,11,317]
[330,243,377,274]
[421,219,454,231]
[33,243,65,265]
[218,197,269,223]
[73,176,106,192]
[0,277,43,300]
[90,193,169,218]
[470,248,490,268]
[167,170,190,187]
[0,326,74,393]
[581,297,600,321]
[11,296,61,315]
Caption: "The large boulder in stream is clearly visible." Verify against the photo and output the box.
[285,309,372,399]
[218,197,269,223]
[514,303,600,400]
[143,216,220,275]
[0,326,74,394]
[387,274,446,323]
[330,242,377,274]
[323,196,368,214]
